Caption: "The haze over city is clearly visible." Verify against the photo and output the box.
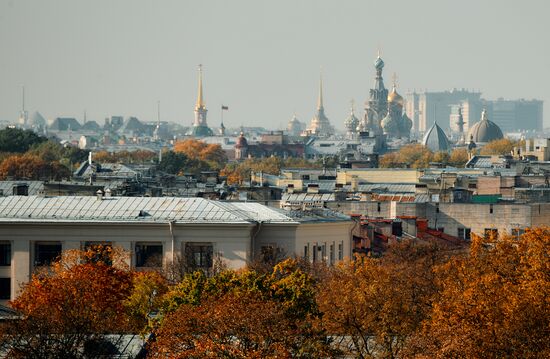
[0,0,549,129]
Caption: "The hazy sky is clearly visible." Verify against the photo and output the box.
[1,0,549,130]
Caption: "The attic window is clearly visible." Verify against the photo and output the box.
[138,210,150,217]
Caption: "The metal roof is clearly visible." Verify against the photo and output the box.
[0,196,297,224]
[346,183,417,193]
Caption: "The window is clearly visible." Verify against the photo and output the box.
[0,278,10,300]
[83,242,112,265]
[490,204,494,214]
[301,175,310,180]
[338,243,343,261]
[321,244,326,262]
[484,228,499,239]
[458,228,471,240]
[437,227,444,233]
[135,243,163,267]
[185,243,213,270]
[304,245,309,260]
[312,245,317,262]
[511,228,525,238]
[259,245,281,264]
[329,244,334,265]
[377,202,381,212]
[0,243,10,266]
[34,242,62,267]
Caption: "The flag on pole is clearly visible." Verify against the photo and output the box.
[221,105,229,110]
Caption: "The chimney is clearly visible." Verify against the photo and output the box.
[307,183,319,194]
[351,176,359,192]
[13,183,29,196]
[287,184,295,194]
[104,188,112,198]
[96,189,104,201]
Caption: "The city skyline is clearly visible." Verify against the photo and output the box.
[0,0,549,130]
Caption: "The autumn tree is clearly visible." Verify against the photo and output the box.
[91,149,156,164]
[479,138,515,155]
[407,229,550,358]
[124,271,169,332]
[0,246,134,358]
[0,153,71,180]
[317,241,445,358]
[174,138,227,169]
[221,157,321,185]
[379,144,434,168]
[150,259,335,357]
[431,151,450,165]
[29,140,88,169]
[449,147,469,167]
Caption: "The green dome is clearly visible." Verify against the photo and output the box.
[191,125,214,137]
[381,113,400,135]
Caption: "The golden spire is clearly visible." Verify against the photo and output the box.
[317,67,324,110]
[392,72,398,90]
[196,64,205,109]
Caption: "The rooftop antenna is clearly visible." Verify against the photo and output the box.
[157,100,161,125]
[19,85,28,125]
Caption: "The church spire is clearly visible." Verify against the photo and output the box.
[317,69,324,110]
[196,64,205,109]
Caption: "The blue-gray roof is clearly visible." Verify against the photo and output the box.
[0,196,295,224]
[422,123,451,152]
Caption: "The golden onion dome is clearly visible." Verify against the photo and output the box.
[387,87,404,105]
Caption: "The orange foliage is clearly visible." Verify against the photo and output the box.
[92,149,156,164]
[479,138,515,156]
[407,229,550,358]
[379,144,434,168]
[0,153,70,180]
[174,139,227,168]
[1,246,135,357]
[11,246,133,333]
[151,293,307,358]
[317,241,443,358]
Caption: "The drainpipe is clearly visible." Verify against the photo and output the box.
[250,221,263,261]
[168,220,176,264]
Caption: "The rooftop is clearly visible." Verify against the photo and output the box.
[0,196,296,224]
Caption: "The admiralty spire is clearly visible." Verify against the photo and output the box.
[190,64,214,137]
[307,71,334,137]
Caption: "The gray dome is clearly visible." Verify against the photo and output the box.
[374,56,384,70]
[467,110,503,143]
[381,113,399,135]
[399,112,413,135]
[422,122,451,152]
[287,115,304,134]
[344,112,359,131]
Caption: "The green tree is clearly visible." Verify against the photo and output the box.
[157,151,191,175]
[0,127,47,153]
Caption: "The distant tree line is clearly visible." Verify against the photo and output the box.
[0,128,88,181]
